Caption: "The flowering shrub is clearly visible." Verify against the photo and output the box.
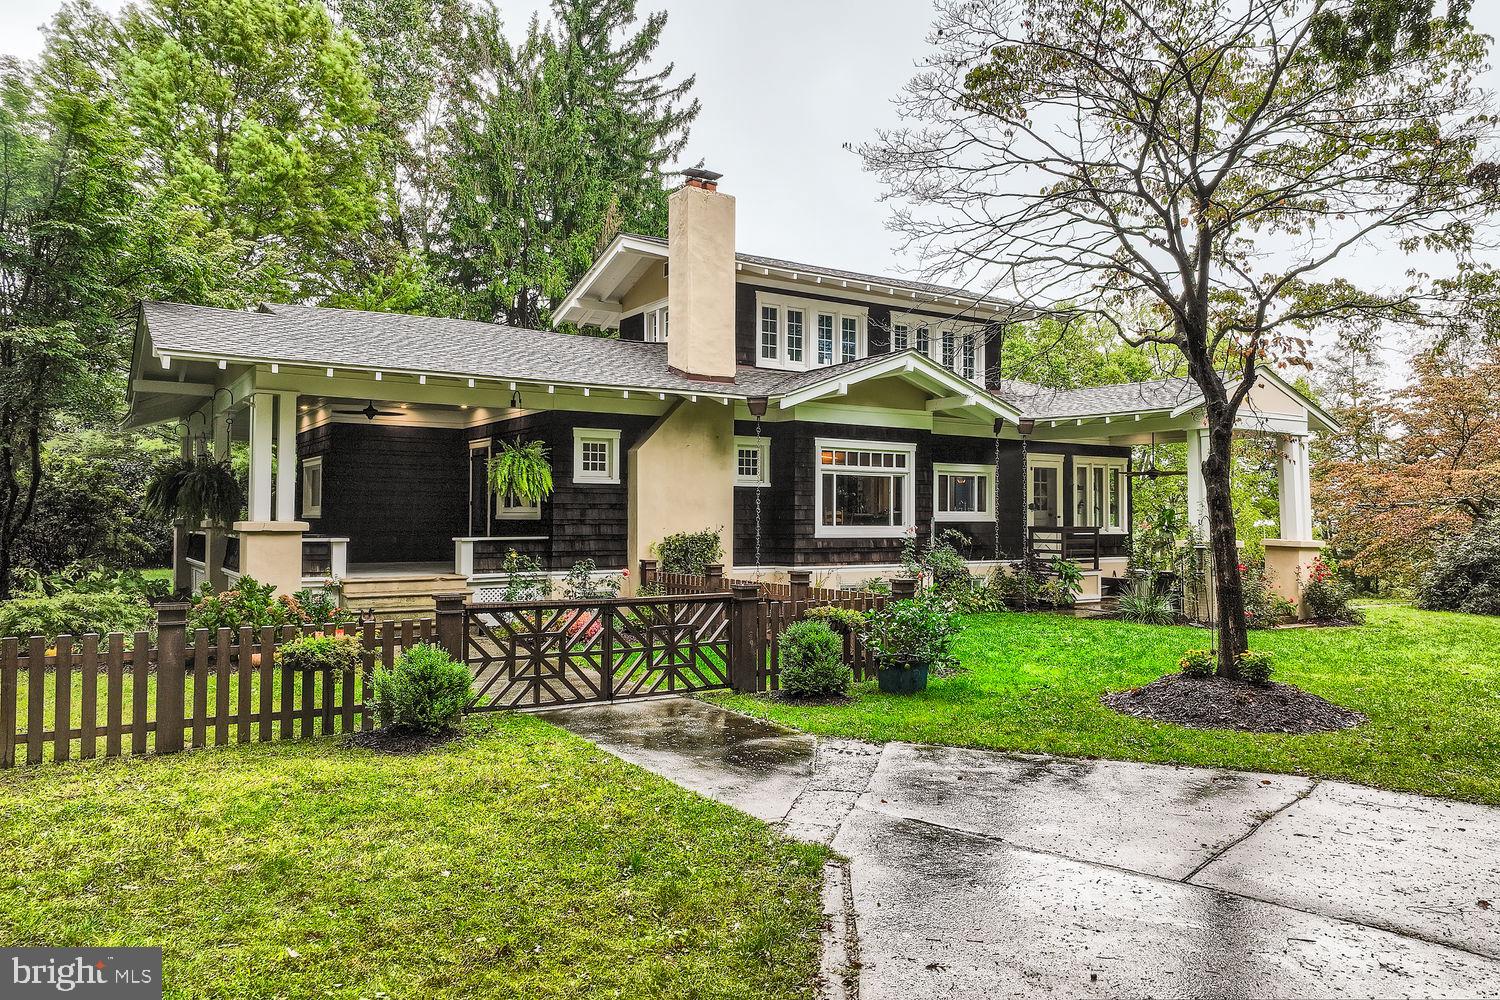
[1237,649,1275,686]
[1179,648,1215,678]
[1301,556,1365,624]
[189,577,303,634]
[1240,562,1295,629]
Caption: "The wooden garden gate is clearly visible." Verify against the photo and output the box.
[451,593,739,710]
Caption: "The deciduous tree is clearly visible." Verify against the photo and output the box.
[863,0,1493,673]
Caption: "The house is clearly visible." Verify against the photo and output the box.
[125,169,1336,612]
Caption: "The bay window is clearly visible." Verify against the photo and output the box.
[815,439,915,538]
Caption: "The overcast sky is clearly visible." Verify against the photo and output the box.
[4,0,1498,376]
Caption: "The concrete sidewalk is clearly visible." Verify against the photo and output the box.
[542,698,1500,1000]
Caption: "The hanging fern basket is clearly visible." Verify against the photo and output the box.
[145,455,244,528]
[487,440,555,505]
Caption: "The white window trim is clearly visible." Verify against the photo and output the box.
[573,427,622,485]
[756,291,867,372]
[496,492,542,520]
[301,456,323,518]
[734,435,771,487]
[814,437,916,539]
[892,311,986,384]
[1026,453,1064,528]
[626,297,670,343]
[933,462,992,522]
[1072,457,1130,533]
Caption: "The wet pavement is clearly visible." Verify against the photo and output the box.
[538,698,1500,999]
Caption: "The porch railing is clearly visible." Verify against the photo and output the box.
[1028,526,1101,570]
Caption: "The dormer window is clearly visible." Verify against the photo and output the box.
[893,323,909,351]
[894,312,986,383]
[644,303,668,342]
[757,292,866,371]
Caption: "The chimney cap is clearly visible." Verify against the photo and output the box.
[683,167,723,183]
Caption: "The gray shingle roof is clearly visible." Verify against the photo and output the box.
[995,378,1200,419]
[141,301,897,399]
[140,301,1202,420]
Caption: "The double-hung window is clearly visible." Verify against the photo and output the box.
[815,439,915,538]
[1072,458,1128,531]
[759,305,779,362]
[893,313,986,384]
[757,293,865,370]
[892,323,910,351]
[934,463,990,521]
[734,436,770,487]
[573,428,622,485]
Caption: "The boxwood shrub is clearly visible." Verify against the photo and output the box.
[777,620,850,698]
[372,643,472,734]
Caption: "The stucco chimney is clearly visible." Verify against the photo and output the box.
[667,168,736,381]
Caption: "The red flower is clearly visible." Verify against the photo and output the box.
[622,569,630,577]
[1236,562,1247,572]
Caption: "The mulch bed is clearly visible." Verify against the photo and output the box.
[1102,672,1366,734]
[342,727,461,755]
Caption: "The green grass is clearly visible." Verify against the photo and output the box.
[0,715,830,999]
[709,604,1500,805]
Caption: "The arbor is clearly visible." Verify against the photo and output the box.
[441,0,698,328]
[864,0,1492,673]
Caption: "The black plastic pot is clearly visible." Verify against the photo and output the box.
[877,657,930,694]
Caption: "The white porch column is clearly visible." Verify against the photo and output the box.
[206,400,232,591]
[274,391,298,521]
[248,392,275,522]
[1277,434,1314,541]
[1266,433,1321,618]
[1185,427,1209,537]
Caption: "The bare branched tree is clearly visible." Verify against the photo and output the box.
[864,0,1495,672]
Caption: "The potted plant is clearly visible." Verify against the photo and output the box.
[487,439,554,506]
[860,598,960,695]
[145,455,243,527]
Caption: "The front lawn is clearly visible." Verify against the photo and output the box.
[0,714,829,999]
[709,604,1500,805]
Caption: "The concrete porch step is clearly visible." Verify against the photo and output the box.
[339,573,470,617]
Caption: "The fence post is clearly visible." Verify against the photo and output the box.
[154,602,190,755]
[434,593,469,664]
[728,584,762,694]
[891,577,918,601]
[639,559,658,591]
[789,570,812,606]
[705,563,724,592]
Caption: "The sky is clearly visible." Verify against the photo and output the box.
[4,0,1498,377]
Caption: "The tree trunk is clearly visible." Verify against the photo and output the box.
[1203,419,1249,675]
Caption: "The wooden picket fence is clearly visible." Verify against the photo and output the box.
[0,609,437,769]
[638,560,909,690]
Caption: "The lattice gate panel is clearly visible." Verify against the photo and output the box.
[465,596,731,710]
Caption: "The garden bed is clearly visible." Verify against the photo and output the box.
[1100,673,1366,734]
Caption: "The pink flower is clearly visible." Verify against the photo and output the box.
[622,569,630,577]
[1236,563,1247,572]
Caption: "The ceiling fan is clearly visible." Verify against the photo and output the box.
[335,400,403,421]
[1127,432,1188,480]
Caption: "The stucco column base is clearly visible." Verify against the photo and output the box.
[1263,539,1323,620]
[233,521,311,598]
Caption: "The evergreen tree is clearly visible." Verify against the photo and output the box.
[441,0,698,328]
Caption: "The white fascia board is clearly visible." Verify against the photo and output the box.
[555,233,667,325]
[773,351,1020,422]
[1163,369,1340,434]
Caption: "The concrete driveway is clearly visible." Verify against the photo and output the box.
[541,698,1500,1000]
